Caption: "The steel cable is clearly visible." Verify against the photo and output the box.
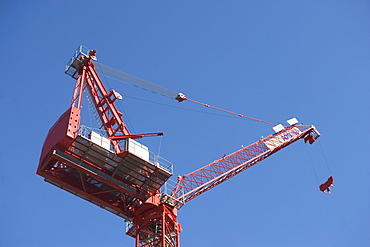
[95,63,178,99]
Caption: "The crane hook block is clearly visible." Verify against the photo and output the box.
[319,176,334,194]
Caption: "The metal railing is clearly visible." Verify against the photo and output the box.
[65,45,90,79]
[160,178,185,208]
[77,125,173,174]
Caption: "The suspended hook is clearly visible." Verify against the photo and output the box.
[319,176,334,194]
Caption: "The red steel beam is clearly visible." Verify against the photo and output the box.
[171,125,320,207]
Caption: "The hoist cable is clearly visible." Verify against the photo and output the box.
[95,62,276,126]
[305,145,320,185]
[120,94,250,120]
[185,98,276,125]
[318,139,332,174]
[95,63,178,99]
[157,135,163,157]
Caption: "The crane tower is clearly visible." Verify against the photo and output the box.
[37,46,320,247]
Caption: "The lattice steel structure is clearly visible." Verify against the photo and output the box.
[37,46,320,247]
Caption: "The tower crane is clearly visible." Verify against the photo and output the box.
[37,46,321,247]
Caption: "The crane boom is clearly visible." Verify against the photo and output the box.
[170,125,320,208]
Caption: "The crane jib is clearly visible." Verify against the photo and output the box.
[170,125,320,207]
[264,127,302,150]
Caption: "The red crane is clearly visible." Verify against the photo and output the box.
[37,46,321,247]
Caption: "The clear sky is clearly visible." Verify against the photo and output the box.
[1,1,369,247]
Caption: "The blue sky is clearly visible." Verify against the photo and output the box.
[1,1,369,246]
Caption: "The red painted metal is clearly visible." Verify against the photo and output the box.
[37,46,176,246]
[109,132,164,140]
[170,125,320,207]
[38,45,321,247]
[319,176,334,194]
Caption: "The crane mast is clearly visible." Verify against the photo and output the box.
[37,46,321,247]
